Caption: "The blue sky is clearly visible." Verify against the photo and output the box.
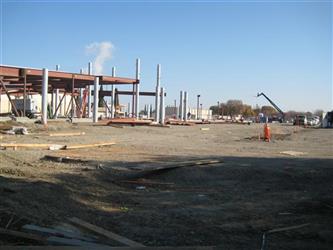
[1,0,332,112]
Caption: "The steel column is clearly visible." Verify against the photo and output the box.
[135,58,141,118]
[87,62,92,118]
[41,68,48,125]
[155,64,161,122]
[93,76,99,123]
[179,91,184,121]
[111,67,116,118]
[23,69,27,117]
[160,87,165,124]
[184,91,188,121]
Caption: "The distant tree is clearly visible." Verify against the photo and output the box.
[261,106,277,116]
[314,109,324,117]
[242,105,254,117]
[305,111,313,117]
[226,100,243,117]
[284,110,297,121]
[209,105,219,115]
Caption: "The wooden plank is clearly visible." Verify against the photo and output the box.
[21,224,97,243]
[268,223,310,234]
[118,180,175,186]
[0,143,65,150]
[47,236,109,247]
[136,159,224,171]
[49,132,86,137]
[68,217,145,247]
[0,227,46,243]
[65,142,115,150]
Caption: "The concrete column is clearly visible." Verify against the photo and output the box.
[87,62,93,118]
[184,91,188,121]
[41,68,48,125]
[155,64,161,122]
[179,91,184,121]
[111,67,116,119]
[160,87,165,124]
[135,58,140,118]
[93,77,99,123]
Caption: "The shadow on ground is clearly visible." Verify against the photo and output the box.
[1,155,333,249]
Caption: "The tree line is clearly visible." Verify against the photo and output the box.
[210,100,323,119]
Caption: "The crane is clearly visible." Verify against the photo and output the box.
[257,92,284,122]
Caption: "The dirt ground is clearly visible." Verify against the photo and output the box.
[0,120,332,249]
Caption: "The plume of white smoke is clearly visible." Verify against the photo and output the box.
[85,41,113,75]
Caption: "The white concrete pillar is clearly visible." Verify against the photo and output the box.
[93,76,99,123]
[135,58,140,118]
[87,62,93,118]
[160,87,165,124]
[41,68,48,125]
[111,67,116,118]
[179,91,184,121]
[155,64,161,122]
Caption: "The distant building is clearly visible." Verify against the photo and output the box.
[165,106,212,120]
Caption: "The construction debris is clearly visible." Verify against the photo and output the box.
[280,151,307,156]
[107,118,152,126]
[1,126,29,135]
[200,127,210,131]
[261,223,310,250]
[0,142,116,151]
[68,217,145,247]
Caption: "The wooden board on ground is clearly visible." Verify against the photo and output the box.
[65,142,115,150]
[134,159,224,171]
[68,217,145,247]
[0,142,116,151]
[49,132,86,137]
[0,143,65,150]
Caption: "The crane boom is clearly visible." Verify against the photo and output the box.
[257,92,284,118]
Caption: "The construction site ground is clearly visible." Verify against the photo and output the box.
[0,120,332,249]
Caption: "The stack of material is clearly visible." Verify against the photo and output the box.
[106,118,152,126]
[166,120,194,126]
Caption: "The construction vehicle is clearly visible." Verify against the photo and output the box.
[257,92,284,122]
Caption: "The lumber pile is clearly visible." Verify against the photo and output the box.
[0,216,217,248]
[107,118,152,126]
[166,121,194,126]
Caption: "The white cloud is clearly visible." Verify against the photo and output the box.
[85,41,114,75]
